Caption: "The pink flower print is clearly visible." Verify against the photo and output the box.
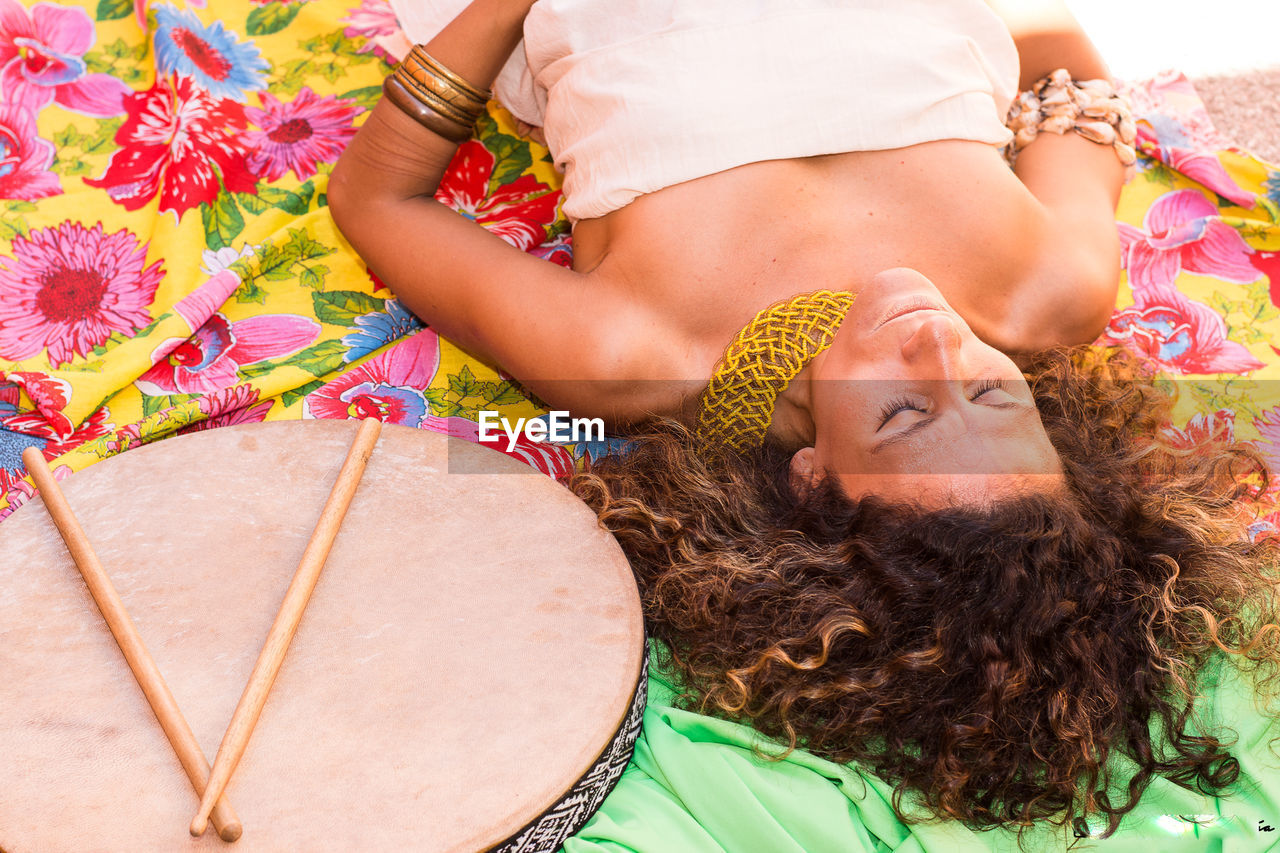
[173,269,243,329]
[435,140,560,252]
[0,100,60,200]
[304,329,440,425]
[0,458,68,519]
[341,0,410,61]
[1134,124,1254,209]
[85,75,255,218]
[102,421,143,455]
[0,0,128,117]
[1160,409,1235,451]
[179,384,273,433]
[199,383,273,422]
[1118,189,1261,293]
[1122,74,1234,153]
[0,369,72,437]
[245,88,362,182]
[1100,286,1264,375]
[1252,407,1280,477]
[0,221,164,368]
[136,312,321,395]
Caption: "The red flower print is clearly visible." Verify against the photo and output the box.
[5,405,113,456]
[1252,251,1280,309]
[0,100,60,200]
[1159,409,1235,451]
[1099,285,1264,375]
[1118,189,1261,294]
[245,88,362,182]
[435,140,560,251]
[0,222,164,369]
[136,311,321,395]
[0,369,72,437]
[85,75,255,218]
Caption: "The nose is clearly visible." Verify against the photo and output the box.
[899,313,965,377]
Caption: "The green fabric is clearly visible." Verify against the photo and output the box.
[566,652,1280,852]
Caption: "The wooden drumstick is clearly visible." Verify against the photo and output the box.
[21,447,245,843]
[190,416,383,837]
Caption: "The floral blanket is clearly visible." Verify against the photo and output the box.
[0,0,1279,522]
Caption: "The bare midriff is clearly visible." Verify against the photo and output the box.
[569,139,1049,378]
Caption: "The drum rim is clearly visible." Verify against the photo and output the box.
[490,640,649,853]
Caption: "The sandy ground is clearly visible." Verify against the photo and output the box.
[1191,69,1280,164]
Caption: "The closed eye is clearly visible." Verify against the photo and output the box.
[877,395,926,430]
[877,379,1009,430]
[971,378,1005,399]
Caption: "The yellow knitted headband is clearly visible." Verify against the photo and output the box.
[697,290,855,451]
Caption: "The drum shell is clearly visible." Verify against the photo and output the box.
[0,421,644,853]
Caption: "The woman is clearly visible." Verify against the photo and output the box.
[331,0,1131,507]
[329,0,1280,845]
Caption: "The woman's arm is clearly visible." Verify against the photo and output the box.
[329,0,648,416]
[983,0,1127,350]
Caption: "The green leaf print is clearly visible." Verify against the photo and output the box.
[259,184,312,215]
[297,264,329,290]
[338,85,383,112]
[448,364,480,398]
[312,290,384,326]
[202,193,246,251]
[281,339,348,378]
[281,379,325,409]
[246,3,303,36]
[141,393,202,418]
[96,0,132,21]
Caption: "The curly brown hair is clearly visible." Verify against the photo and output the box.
[570,347,1280,837]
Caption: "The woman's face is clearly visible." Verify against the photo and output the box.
[793,268,1064,506]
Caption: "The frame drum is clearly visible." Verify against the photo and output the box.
[0,421,645,852]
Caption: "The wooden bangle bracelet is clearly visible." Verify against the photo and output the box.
[408,45,490,104]
[381,75,475,143]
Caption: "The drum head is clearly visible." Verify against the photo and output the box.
[0,421,644,852]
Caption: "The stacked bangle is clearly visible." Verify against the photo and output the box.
[382,44,490,142]
[1004,68,1137,168]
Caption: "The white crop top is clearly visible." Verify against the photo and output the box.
[390,0,1021,221]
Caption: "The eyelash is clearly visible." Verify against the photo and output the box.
[877,380,1007,427]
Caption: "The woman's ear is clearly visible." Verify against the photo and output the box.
[789,446,820,495]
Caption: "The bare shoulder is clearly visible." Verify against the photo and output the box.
[990,196,1121,353]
